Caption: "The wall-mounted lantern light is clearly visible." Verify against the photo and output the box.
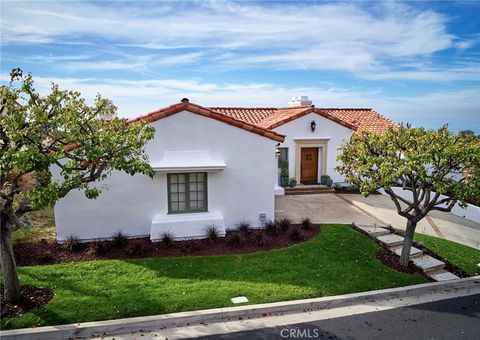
[275,143,281,156]
[310,120,316,133]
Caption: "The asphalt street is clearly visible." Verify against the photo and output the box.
[198,294,480,340]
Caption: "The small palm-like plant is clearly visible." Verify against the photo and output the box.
[161,231,175,247]
[278,217,292,232]
[205,225,220,243]
[265,220,278,235]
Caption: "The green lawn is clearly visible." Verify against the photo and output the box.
[1,224,426,330]
[395,230,480,276]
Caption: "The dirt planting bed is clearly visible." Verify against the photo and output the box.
[14,225,320,267]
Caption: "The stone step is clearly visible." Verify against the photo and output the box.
[427,269,460,282]
[392,246,423,258]
[356,225,391,237]
[411,255,445,273]
[285,187,335,195]
[376,234,405,248]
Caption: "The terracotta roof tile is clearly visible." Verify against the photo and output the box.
[320,108,398,133]
[209,107,276,125]
[129,102,396,142]
[212,106,396,133]
[127,102,285,142]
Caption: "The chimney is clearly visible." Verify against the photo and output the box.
[288,96,312,107]
[288,96,312,108]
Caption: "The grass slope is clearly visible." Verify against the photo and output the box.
[412,233,480,276]
[12,207,56,243]
[1,224,426,330]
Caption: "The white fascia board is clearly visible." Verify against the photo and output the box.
[151,150,226,172]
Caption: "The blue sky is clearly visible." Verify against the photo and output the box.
[1,0,479,132]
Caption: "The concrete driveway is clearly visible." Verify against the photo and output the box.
[275,193,480,249]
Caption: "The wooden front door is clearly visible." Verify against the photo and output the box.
[300,148,318,184]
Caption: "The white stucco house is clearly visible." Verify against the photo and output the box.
[54,96,395,241]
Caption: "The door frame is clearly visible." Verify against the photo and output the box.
[300,147,318,184]
[294,139,329,184]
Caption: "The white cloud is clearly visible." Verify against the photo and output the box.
[1,0,470,79]
[3,72,477,132]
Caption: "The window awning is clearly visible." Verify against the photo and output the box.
[151,150,226,172]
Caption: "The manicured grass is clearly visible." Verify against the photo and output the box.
[1,224,426,330]
[12,207,56,243]
[395,230,480,276]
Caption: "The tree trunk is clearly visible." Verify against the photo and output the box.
[0,226,21,303]
[400,220,417,266]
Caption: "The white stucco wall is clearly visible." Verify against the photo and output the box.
[54,110,277,241]
[273,112,353,183]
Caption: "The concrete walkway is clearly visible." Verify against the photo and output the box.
[275,193,480,249]
[275,193,379,225]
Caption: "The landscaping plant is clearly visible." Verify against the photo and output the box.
[63,235,82,252]
[111,231,128,248]
[236,221,252,236]
[205,225,220,243]
[264,220,278,235]
[301,217,312,230]
[160,232,175,248]
[278,217,292,232]
[0,69,155,302]
[337,125,480,266]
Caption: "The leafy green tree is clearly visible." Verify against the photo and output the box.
[0,70,155,302]
[458,130,478,139]
[337,125,480,266]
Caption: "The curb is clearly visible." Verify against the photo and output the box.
[1,276,479,340]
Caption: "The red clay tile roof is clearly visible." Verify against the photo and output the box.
[127,101,285,142]
[320,108,398,133]
[211,106,396,133]
[208,107,276,125]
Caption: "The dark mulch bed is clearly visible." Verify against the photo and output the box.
[14,225,319,267]
[1,285,53,319]
[376,249,419,275]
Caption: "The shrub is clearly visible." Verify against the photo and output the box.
[111,231,128,248]
[326,178,333,187]
[183,240,200,254]
[320,175,330,185]
[205,225,220,243]
[280,160,289,187]
[301,217,312,230]
[255,233,267,247]
[63,234,82,252]
[236,221,252,235]
[265,220,278,235]
[125,243,144,256]
[88,240,106,256]
[288,178,297,187]
[334,183,341,190]
[289,226,302,241]
[228,233,242,247]
[161,231,175,248]
[278,217,292,232]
